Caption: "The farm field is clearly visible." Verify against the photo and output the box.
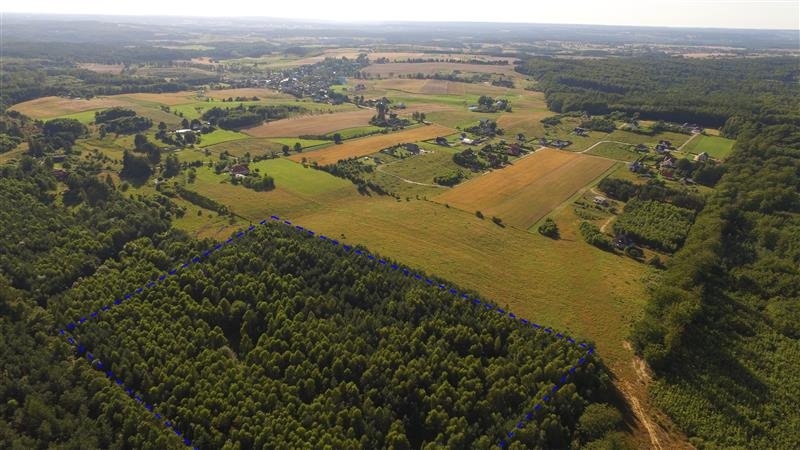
[289,123,454,165]
[243,104,448,137]
[434,149,616,229]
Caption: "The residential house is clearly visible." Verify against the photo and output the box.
[230,164,250,176]
[593,196,608,206]
[404,143,421,154]
[693,152,709,162]
[573,127,588,137]
[461,138,475,145]
[52,169,69,182]
[660,155,677,169]
[507,143,522,156]
[614,234,634,250]
[551,139,572,148]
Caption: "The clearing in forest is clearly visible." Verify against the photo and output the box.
[434,149,615,229]
[288,123,454,165]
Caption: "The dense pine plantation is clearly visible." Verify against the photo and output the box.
[0,162,621,449]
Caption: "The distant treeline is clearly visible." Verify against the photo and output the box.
[517,56,800,127]
[0,59,205,108]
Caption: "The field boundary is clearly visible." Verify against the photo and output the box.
[58,215,596,449]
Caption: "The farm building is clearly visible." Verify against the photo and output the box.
[230,164,250,176]
[593,196,609,206]
[573,127,588,136]
[462,138,475,145]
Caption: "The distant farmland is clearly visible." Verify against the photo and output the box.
[362,62,518,77]
[244,104,449,138]
[434,149,615,229]
[289,124,454,165]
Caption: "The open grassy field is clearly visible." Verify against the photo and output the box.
[202,88,296,101]
[243,104,449,138]
[243,109,376,137]
[585,142,642,161]
[77,63,124,74]
[604,129,692,147]
[289,123,453,165]
[680,134,736,159]
[11,96,132,118]
[196,129,251,147]
[251,158,353,197]
[497,110,550,138]
[362,62,518,77]
[434,149,616,229]
[202,138,284,158]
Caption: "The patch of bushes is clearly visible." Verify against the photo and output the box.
[433,170,465,186]
[538,218,559,238]
[613,199,695,252]
[579,221,612,250]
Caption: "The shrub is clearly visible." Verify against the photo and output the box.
[538,217,559,238]
[578,403,623,443]
[491,216,504,227]
[579,222,612,250]
[475,211,484,219]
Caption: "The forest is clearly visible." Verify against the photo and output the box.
[630,117,800,448]
[0,160,625,449]
[517,57,800,127]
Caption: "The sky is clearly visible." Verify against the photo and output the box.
[2,0,799,30]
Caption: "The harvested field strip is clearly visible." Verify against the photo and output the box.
[434,149,615,229]
[288,124,455,165]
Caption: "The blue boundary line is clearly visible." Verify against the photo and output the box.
[64,334,198,449]
[58,214,595,449]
